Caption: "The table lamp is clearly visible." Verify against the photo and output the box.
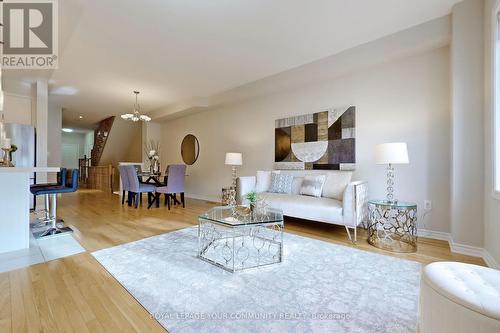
[374,143,409,203]
[225,152,242,189]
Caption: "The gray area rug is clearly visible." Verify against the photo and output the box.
[92,227,421,333]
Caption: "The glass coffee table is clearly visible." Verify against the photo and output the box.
[198,206,284,272]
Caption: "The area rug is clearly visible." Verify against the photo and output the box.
[92,227,421,333]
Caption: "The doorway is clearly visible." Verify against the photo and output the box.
[61,143,80,169]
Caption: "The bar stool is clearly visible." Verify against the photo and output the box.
[30,168,67,224]
[31,169,79,238]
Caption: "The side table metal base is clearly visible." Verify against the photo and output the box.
[367,200,418,253]
[368,237,416,253]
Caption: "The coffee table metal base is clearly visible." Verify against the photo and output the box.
[197,219,283,272]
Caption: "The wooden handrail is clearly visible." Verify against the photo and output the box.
[91,116,115,166]
[79,155,91,183]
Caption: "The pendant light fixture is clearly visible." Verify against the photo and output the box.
[121,91,151,122]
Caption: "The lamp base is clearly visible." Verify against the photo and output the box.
[231,166,237,189]
[386,164,395,202]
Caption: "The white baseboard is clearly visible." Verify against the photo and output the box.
[181,198,500,269]
[483,250,500,269]
[417,229,499,269]
[417,229,451,241]
[449,240,486,258]
[186,193,220,204]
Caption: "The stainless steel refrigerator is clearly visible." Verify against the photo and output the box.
[0,122,36,208]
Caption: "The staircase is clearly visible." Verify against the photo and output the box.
[91,116,115,166]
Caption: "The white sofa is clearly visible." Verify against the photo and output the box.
[236,170,368,241]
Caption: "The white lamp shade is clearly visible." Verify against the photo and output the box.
[225,152,242,166]
[374,142,409,165]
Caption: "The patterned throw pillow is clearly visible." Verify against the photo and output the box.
[300,175,327,197]
[255,170,280,193]
[269,173,294,194]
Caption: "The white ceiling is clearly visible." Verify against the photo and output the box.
[3,0,461,128]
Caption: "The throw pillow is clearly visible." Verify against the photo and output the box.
[300,175,327,198]
[322,171,353,201]
[291,177,304,195]
[269,173,294,194]
[255,170,280,193]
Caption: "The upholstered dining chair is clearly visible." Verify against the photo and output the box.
[133,164,148,184]
[149,164,186,209]
[125,165,156,208]
[118,165,131,205]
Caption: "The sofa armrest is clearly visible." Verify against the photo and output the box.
[236,176,256,205]
[343,181,369,228]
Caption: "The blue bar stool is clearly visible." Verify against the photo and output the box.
[30,168,67,224]
[31,169,80,238]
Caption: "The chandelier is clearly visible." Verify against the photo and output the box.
[121,91,151,122]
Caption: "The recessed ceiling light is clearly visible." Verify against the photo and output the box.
[79,115,83,119]
[62,128,73,133]
[51,86,79,96]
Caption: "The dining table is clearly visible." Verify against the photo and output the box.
[137,171,165,186]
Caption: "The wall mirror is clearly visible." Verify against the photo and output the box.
[181,134,200,165]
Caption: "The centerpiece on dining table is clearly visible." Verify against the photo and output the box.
[144,140,161,175]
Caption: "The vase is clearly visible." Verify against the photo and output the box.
[153,160,160,174]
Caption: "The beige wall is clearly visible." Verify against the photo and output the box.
[450,0,485,247]
[142,121,161,163]
[3,93,31,125]
[161,46,451,234]
[100,119,142,191]
[484,0,500,267]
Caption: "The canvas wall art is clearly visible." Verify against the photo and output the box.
[274,106,356,170]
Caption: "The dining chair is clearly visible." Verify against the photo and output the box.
[134,164,146,184]
[118,165,131,205]
[149,164,186,209]
[125,165,156,208]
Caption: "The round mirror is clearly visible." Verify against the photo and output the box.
[181,134,200,165]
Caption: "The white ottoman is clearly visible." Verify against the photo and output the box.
[419,262,500,333]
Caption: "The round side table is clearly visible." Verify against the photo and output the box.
[221,187,236,206]
[367,200,417,253]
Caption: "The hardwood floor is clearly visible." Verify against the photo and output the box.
[0,189,485,333]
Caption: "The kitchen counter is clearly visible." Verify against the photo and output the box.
[0,167,60,253]
[0,167,60,173]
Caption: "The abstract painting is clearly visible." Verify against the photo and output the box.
[274,106,356,170]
